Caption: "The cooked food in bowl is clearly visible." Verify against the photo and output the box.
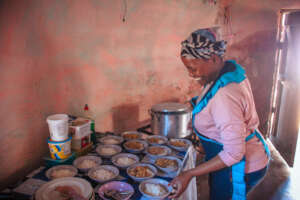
[91,169,115,181]
[122,131,141,140]
[147,136,167,145]
[144,183,168,197]
[78,159,97,169]
[46,165,78,180]
[155,158,178,169]
[100,136,123,145]
[116,157,136,166]
[124,141,144,150]
[96,144,122,157]
[170,139,188,148]
[128,166,154,178]
[148,146,167,156]
[53,186,85,200]
[88,165,119,183]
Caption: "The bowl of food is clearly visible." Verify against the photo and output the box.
[35,177,93,200]
[139,178,172,200]
[146,135,168,145]
[145,145,172,159]
[127,163,157,182]
[123,139,148,154]
[154,156,182,173]
[99,135,124,145]
[46,165,78,180]
[96,144,122,158]
[98,181,134,200]
[111,153,139,169]
[88,165,119,183]
[121,131,142,140]
[167,138,192,152]
[73,156,102,173]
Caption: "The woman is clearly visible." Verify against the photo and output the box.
[169,29,270,200]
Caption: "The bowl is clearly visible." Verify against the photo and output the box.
[121,131,142,140]
[99,135,124,145]
[98,181,134,200]
[73,156,102,173]
[146,135,168,145]
[139,178,172,200]
[88,165,119,183]
[127,163,157,182]
[111,153,139,169]
[96,144,122,158]
[35,177,93,200]
[45,165,78,180]
[167,138,192,152]
[123,139,148,154]
[145,145,172,159]
[154,156,182,173]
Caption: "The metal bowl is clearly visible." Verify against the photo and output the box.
[121,131,142,141]
[111,153,139,169]
[145,145,172,159]
[139,178,172,200]
[127,163,157,182]
[153,156,182,173]
[96,144,122,158]
[88,165,119,183]
[123,139,148,154]
[73,156,102,173]
[45,165,78,180]
[98,181,134,200]
[167,138,192,152]
[99,135,124,145]
[146,135,168,145]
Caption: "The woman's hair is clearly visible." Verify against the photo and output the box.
[181,28,227,60]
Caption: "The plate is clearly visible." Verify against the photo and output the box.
[45,165,78,180]
[139,178,172,200]
[88,165,119,183]
[96,144,122,158]
[111,153,139,169]
[73,156,102,172]
[98,181,134,200]
[35,177,93,200]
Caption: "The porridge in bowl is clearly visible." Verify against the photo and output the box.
[96,145,122,157]
[46,165,78,180]
[116,157,136,166]
[144,183,168,197]
[88,165,119,183]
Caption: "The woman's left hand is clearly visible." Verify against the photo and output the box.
[168,170,193,198]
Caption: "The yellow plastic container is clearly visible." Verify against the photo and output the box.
[48,137,72,160]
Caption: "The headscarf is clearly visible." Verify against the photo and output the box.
[181,28,227,60]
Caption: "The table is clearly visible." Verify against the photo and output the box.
[4,134,198,200]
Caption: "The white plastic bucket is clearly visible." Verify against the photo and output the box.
[47,114,69,141]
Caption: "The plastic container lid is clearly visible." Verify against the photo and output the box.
[151,102,191,114]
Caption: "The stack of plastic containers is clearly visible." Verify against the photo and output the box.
[46,114,72,160]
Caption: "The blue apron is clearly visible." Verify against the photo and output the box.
[191,60,270,200]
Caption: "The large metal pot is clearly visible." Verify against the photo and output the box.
[150,102,192,138]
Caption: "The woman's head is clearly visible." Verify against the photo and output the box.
[181,28,227,84]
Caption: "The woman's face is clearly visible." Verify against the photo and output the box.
[181,56,221,84]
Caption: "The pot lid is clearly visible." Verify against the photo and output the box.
[151,102,191,114]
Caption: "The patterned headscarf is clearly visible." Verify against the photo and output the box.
[181,28,227,60]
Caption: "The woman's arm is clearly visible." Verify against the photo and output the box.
[169,155,227,198]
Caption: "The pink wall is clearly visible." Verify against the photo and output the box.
[0,0,300,188]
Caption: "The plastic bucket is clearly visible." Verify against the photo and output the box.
[47,114,69,141]
[48,137,72,160]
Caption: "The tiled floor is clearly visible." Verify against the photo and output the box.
[195,140,297,200]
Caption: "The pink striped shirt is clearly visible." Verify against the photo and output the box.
[194,78,269,173]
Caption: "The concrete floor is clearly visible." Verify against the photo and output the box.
[195,140,297,200]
